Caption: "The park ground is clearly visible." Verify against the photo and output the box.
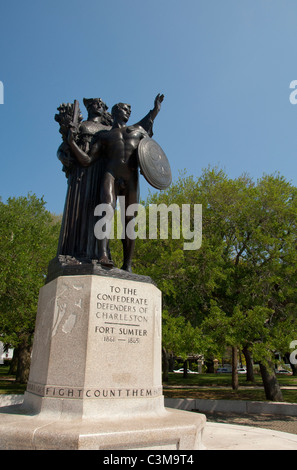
[163,371,297,402]
[1,366,297,402]
[2,366,297,435]
[163,371,297,435]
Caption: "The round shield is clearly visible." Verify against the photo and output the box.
[137,137,172,190]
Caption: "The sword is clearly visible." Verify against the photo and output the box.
[68,99,80,142]
[71,99,80,130]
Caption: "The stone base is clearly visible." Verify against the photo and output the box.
[0,273,206,450]
[0,404,206,450]
[24,274,165,419]
[46,255,154,285]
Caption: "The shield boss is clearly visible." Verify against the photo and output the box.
[137,137,172,190]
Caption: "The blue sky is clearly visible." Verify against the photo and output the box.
[1,0,297,214]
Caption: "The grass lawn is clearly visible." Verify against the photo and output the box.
[1,365,297,403]
[163,372,297,403]
[0,366,26,395]
[165,371,297,387]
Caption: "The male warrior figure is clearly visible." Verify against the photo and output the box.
[68,93,164,272]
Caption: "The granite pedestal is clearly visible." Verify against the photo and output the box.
[0,272,205,450]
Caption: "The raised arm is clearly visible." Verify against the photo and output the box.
[150,93,164,121]
[135,93,164,137]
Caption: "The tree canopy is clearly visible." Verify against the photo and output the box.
[0,193,60,381]
[131,168,297,398]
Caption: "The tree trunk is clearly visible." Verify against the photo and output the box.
[8,347,19,375]
[243,345,255,382]
[232,346,238,390]
[205,359,214,373]
[183,360,188,379]
[259,362,283,401]
[168,354,175,372]
[15,340,32,384]
[162,347,169,382]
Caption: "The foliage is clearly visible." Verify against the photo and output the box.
[132,168,297,379]
[0,194,60,349]
[162,310,202,361]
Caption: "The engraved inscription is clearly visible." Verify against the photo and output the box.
[95,285,150,344]
[26,381,162,400]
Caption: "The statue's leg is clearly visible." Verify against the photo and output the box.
[121,173,139,272]
[96,172,116,267]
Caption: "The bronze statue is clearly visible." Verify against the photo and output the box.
[68,94,166,272]
[55,98,112,260]
[51,93,170,280]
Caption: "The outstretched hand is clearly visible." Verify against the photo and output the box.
[154,93,164,109]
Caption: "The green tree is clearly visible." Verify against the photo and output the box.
[134,169,297,400]
[162,310,202,380]
[0,194,60,382]
[199,170,297,399]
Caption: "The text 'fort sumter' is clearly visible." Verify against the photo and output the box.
[95,284,150,344]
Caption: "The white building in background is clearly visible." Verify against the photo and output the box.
[0,342,13,364]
